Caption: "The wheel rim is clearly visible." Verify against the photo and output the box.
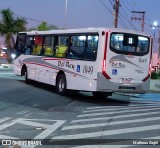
[59,78,65,92]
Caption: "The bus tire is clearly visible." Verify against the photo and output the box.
[56,74,67,95]
[92,92,112,98]
[24,68,30,84]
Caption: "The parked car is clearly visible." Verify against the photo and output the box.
[0,48,7,58]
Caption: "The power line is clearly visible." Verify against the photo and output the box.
[119,11,137,30]
[108,0,114,7]
[98,0,113,15]
[118,14,128,28]
[13,12,54,26]
[131,11,145,32]
[119,4,138,30]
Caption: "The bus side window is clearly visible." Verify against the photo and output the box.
[16,35,26,54]
[67,35,86,59]
[32,36,43,55]
[24,37,34,55]
[56,36,68,58]
[43,36,54,56]
[85,35,98,61]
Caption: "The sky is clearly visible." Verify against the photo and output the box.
[0,0,160,51]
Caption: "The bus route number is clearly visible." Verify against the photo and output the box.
[83,65,93,75]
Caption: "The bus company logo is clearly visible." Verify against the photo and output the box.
[58,61,75,70]
[110,61,125,68]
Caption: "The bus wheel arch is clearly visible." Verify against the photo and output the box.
[21,64,27,76]
[56,71,67,95]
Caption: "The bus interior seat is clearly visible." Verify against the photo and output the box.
[56,45,67,57]
[32,45,42,55]
[44,47,53,56]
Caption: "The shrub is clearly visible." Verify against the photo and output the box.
[151,72,158,79]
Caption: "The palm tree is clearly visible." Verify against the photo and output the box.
[0,8,27,63]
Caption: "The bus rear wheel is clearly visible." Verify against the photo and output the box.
[56,74,67,95]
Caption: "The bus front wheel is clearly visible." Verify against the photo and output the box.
[56,74,67,95]
[24,68,30,84]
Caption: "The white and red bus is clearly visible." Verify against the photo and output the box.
[14,28,152,97]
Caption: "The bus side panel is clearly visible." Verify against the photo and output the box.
[66,74,97,91]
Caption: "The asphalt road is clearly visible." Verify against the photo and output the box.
[0,68,160,148]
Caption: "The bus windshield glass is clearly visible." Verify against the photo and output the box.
[110,33,149,55]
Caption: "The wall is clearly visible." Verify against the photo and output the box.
[150,79,160,92]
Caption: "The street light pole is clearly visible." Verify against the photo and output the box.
[64,0,68,29]
[158,30,160,59]
[151,21,160,69]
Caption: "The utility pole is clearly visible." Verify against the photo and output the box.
[113,0,120,28]
[131,11,145,32]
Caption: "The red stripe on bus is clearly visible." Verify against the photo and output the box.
[102,31,111,79]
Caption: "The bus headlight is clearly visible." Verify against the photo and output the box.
[11,53,16,59]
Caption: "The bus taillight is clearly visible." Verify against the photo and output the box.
[102,32,111,79]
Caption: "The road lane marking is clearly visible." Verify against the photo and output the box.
[32,104,39,107]
[13,118,66,139]
[0,134,18,139]
[62,116,160,130]
[0,118,66,144]
[71,111,160,123]
[83,105,160,113]
[16,110,29,115]
[52,124,160,139]
[86,103,160,110]
[78,107,160,117]
[0,120,16,131]
[0,117,11,124]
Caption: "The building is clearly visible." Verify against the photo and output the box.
[152,52,160,73]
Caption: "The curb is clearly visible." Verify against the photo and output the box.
[114,92,140,98]
[150,79,160,92]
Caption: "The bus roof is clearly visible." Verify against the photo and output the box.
[19,27,151,37]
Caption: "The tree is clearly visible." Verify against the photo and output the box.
[29,21,58,31]
[0,8,27,63]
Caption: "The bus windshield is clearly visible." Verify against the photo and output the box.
[110,33,149,55]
